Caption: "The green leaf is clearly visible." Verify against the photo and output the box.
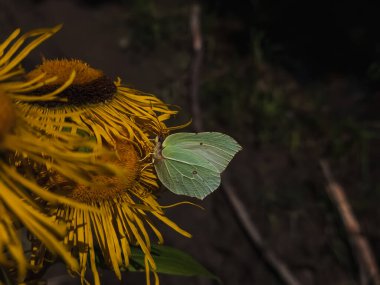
[129,245,220,282]
[0,266,14,285]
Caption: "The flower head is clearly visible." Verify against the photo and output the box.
[21,58,177,149]
[0,27,125,282]
[23,58,191,284]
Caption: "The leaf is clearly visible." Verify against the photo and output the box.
[129,245,220,282]
[0,266,14,285]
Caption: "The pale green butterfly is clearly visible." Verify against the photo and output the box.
[153,132,242,199]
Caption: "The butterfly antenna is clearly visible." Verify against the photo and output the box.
[139,161,153,173]
[148,98,192,135]
[159,201,204,210]
[151,102,167,136]
[167,118,193,131]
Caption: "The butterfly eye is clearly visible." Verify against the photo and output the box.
[155,135,163,144]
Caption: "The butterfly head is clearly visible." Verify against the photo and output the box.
[156,135,164,144]
[153,135,164,160]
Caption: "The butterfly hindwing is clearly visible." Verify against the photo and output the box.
[162,132,242,172]
[154,146,220,199]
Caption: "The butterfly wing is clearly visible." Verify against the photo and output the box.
[163,132,242,172]
[154,146,221,199]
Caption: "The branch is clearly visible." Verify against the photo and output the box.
[320,160,380,285]
[188,5,301,285]
[189,3,203,132]
[223,179,302,285]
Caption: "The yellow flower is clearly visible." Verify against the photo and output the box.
[23,59,191,285]
[22,59,176,149]
[0,27,124,282]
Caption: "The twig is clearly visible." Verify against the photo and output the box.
[223,179,302,285]
[187,5,301,285]
[320,160,380,285]
[189,3,203,132]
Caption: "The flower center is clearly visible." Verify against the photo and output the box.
[27,59,116,107]
[0,92,16,140]
[51,142,141,203]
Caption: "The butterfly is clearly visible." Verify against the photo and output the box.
[153,132,242,199]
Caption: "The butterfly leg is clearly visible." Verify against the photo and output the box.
[139,151,153,162]
[139,158,154,172]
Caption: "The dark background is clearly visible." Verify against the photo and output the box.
[1,0,380,284]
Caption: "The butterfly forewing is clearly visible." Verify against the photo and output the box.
[163,132,242,172]
[155,146,220,199]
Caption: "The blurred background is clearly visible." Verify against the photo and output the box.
[1,0,379,284]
